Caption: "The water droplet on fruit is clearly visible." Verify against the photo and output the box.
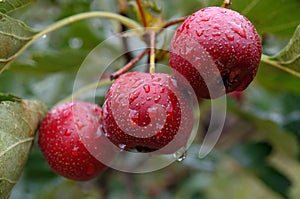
[146,97,152,101]
[76,121,85,130]
[196,30,203,37]
[143,84,150,93]
[225,33,234,41]
[148,107,158,118]
[154,95,161,103]
[166,103,173,114]
[86,164,95,175]
[200,16,210,22]
[72,146,79,156]
[231,22,246,38]
[62,109,71,118]
[160,87,165,93]
[64,130,71,136]
[212,32,221,37]
[129,109,139,123]
[129,90,141,104]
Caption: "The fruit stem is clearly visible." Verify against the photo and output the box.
[158,17,187,34]
[136,0,148,27]
[222,0,231,8]
[0,11,143,74]
[261,54,300,78]
[55,79,113,106]
[149,31,156,73]
[110,48,150,80]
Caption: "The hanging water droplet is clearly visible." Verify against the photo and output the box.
[173,150,187,162]
[118,143,127,150]
[42,34,47,39]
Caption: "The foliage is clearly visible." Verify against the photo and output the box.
[0,0,300,199]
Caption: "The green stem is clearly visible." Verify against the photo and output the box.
[149,31,156,73]
[0,11,143,73]
[261,54,300,78]
[55,79,113,106]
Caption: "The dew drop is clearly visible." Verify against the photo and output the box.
[129,90,141,104]
[231,22,246,38]
[212,32,221,37]
[143,84,150,93]
[76,121,85,130]
[148,107,158,118]
[225,33,234,41]
[72,146,79,156]
[196,30,203,37]
[200,16,210,22]
[173,150,187,162]
[86,164,95,175]
[64,130,71,136]
[118,143,127,150]
[129,109,139,124]
[166,103,173,114]
[154,95,161,103]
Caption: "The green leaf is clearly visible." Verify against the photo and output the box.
[0,93,21,102]
[263,24,300,77]
[0,0,35,14]
[0,97,47,199]
[230,0,300,37]
[228,142,292,199]
[0,13,37,72]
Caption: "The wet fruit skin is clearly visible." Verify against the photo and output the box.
[38,101,107,181]
[101,72,193,154]
[169,6,262,99]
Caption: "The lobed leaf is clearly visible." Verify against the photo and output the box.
[0,13,37,72]
[0,0,35,14]
[0,95,47,199]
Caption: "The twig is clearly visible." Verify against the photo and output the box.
[136,0,148,27]
[110,48,150,80]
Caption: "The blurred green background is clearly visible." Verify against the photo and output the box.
[1,0,300,198]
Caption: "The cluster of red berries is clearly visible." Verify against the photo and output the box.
[38,7,261,181]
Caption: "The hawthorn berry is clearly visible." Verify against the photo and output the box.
[101,72,193,154]
[38,101,109,181]
[169,6,262,99]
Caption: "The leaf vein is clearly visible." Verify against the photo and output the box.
[0,137,33,159]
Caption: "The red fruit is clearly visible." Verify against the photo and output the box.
[169,6,262,99]
[101,72,193,154]
[38,101,108,181]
